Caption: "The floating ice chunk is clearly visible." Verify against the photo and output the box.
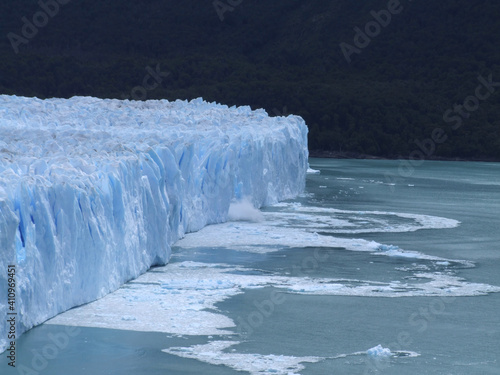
[163,341,322,375]
[367,344,392,358]
[340,347,420,360]
[47,260,500,339]
[436,261,451,266]
[306,168,320,174]
[176,212,472,266]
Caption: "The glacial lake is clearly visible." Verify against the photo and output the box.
[2,158,499,374]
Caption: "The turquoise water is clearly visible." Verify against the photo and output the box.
[2,158,499,374]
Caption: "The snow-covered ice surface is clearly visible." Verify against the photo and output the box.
[0,95,308,352]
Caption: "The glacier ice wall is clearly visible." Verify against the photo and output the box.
[0,95,308,351]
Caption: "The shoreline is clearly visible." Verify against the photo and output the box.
[308,150,500,163]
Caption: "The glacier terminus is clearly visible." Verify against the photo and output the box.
[0,95,309,352]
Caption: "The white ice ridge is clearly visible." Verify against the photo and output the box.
[0,95,308,352]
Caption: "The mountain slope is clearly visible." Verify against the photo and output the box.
[1,0,499,159]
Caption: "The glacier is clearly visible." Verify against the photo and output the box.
[0,95,308,353]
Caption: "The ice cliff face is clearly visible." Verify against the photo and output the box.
[0,96,308,351]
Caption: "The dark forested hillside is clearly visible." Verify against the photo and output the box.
[1,0,500,159]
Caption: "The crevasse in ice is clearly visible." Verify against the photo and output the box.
[0,95,308,352]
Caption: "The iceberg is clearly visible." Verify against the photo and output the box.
[366,344,392,358]
[0,95,308,352]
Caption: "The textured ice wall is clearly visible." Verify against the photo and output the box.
[0,95,308,351]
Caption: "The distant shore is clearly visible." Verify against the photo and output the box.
[308,150,500,163]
